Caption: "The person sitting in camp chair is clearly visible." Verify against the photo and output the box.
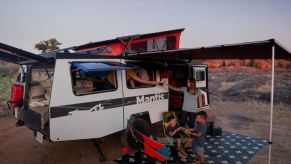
[167,115,192,159]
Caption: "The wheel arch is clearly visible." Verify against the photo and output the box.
[129,111,151,126]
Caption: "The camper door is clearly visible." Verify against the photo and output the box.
[121,60,169,127]
[191,65,209,108]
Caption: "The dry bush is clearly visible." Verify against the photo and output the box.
[0,61,19,75]
[256,83,271,93]
[218,81,237,91]
[0,75,15,111]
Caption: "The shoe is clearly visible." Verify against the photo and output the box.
[178,150,187,159]
[181,148,188,157]
[15,120,24,127]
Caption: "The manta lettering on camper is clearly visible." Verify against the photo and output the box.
[136,93,165,104]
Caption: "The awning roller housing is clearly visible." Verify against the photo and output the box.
[71,62,136,72]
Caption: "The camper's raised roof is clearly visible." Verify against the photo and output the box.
[74,28,185,51]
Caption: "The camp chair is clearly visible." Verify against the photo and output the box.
[127,121,170,162]
[162,112,191,138]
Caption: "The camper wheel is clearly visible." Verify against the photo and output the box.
[121,118,150,149]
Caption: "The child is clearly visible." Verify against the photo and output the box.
[188,111,208,164]
[167,115,192,158]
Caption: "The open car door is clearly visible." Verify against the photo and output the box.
[0,42,49,65]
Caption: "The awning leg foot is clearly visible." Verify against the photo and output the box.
[93,138,106,162]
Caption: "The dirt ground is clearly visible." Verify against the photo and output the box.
[0,116,124,164]
[1,100,290,164]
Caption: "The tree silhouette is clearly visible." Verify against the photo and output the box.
[34,38,62,53]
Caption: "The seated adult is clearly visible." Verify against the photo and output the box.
[167,115,192,159]
[106,71,117,89]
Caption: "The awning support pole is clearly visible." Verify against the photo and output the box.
[268,45,275,164]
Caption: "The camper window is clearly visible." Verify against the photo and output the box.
[126,67,156,89]
[131,41,147,52]
[195,70,205,81]
[166,36,176,50]
[71,66,117,96]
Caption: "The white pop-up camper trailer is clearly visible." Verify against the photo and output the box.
[0,29,210,161]
[1,28,290,163]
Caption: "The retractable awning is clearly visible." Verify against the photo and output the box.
[125,39,291,164]
[124,39,291,61]
[0,42,50,64]
[124,39,290,164]
[71,62,136,72]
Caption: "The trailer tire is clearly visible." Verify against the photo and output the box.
[121,118,150,149]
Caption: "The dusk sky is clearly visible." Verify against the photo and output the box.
[0,0,291,53]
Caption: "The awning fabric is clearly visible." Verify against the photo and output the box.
[72,62,136,72]
[124,39,291,61]
[0,42,49,64]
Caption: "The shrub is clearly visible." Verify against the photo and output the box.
[0,75,15,110]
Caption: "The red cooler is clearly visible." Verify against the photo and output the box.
[10,84,24,108]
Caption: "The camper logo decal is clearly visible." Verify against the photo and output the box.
[90,103,104,112]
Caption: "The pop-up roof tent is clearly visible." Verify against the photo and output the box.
[124,39,291,164]
[74,28,184,55]
[0,28,186,65]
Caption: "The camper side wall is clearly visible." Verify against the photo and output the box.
[49,58,124,141]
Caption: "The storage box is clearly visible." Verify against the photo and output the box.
[212,126,222,136]
[206,121,214,135]
[206,116,216,135]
